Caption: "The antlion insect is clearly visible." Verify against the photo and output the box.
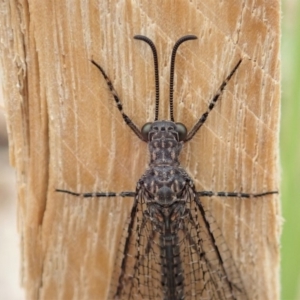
[57,35,277,300]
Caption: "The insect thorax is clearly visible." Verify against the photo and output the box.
[138,120,191,207]
[147,120,184,167]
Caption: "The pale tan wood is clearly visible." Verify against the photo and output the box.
[0,0,281,299]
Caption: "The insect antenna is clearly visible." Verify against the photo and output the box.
[134,35,160,121]
[169,35,197,121]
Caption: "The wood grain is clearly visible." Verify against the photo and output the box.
[0,0,281,299]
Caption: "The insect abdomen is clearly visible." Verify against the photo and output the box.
[160,233,184,300]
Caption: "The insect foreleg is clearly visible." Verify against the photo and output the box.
[185,59,242,142]
[91,60,145,141]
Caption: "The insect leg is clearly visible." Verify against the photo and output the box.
[185,59,242,142]
[91,60,146,142]
[56,189,136,198]
[196,190,278,198]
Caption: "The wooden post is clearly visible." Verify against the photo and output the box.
[0,1,280,299]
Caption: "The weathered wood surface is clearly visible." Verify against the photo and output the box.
[0,1,280,299]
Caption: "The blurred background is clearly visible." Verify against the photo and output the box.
[0,1,299,299]
[281,0,300,299]
[0,74,23,298]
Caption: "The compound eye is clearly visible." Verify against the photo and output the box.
[141,122,153,140]
[175,123,187,141]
